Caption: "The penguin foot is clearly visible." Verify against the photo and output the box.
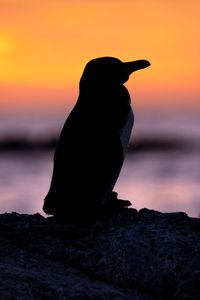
[43,199,55,215]
[103,191,132,211]
[43,200,101,224]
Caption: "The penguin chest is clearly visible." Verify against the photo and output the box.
[120,108,134,154]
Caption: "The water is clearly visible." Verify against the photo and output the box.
[0,149,200,218]
[0,152,52,215]
[0,112,200,217]
[116,152,200,217]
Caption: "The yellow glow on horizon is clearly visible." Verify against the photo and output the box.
[0,0,200,111]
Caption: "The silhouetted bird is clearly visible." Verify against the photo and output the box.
[43,57,150,219]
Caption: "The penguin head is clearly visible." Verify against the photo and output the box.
[80,57,150,86]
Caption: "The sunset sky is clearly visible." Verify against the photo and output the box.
[0,0,200,114]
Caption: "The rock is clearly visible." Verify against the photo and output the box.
[0,209,199,300]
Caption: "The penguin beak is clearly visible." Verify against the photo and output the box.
[123,59,151,75]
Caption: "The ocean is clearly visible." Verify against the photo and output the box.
[0,111,200,217]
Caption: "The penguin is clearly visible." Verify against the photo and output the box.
[43,57,150,218]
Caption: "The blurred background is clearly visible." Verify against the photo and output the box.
[0,0,200,217]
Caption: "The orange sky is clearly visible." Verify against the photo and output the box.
[0,0,200,113]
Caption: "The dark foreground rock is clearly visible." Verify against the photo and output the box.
[0,209,199,300]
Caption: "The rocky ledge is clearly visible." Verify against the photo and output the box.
[0,208,199,300]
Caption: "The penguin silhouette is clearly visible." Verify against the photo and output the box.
[43,57,150,218]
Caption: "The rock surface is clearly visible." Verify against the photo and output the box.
[0,208,199,300]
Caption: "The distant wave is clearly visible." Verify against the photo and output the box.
[128,137,199,153]
[0,136,58,152]
[0,135,199,153]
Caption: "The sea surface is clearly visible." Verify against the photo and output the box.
[0,111,200,217]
